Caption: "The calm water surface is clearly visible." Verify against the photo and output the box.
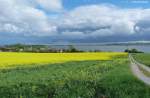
[49,45,150,53]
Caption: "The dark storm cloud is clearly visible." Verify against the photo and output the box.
[135,19,150,34]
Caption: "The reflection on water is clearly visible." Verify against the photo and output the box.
[49,45,150,53]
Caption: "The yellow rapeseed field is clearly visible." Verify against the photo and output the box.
[0,52,127,69]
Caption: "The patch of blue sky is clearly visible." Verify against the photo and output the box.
[63,0,150,10]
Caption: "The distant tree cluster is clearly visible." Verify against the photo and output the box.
[124,48,144,53]
[67,45,84,52]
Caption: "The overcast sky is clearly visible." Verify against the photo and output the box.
[0,0,150,44]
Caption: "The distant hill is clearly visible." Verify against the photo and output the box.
[1,41,150,46]
[103,41,150,46]
[44,41,150,46]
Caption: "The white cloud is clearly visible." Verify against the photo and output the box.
[0,0,59,36]
[0,0,150,41]
[58,5,144,38]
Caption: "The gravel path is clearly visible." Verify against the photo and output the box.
[129,54,150,86]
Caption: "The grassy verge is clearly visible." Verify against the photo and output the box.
[132,53,150,67]
[0,57,149,98]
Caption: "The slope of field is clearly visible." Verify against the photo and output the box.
[0,52,126,69]
[0,53,149,98]
[133,53,150,67]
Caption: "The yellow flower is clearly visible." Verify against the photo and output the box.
[0,52,127,69]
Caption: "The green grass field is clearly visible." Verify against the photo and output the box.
[0,54,149,98]
[133,53,150,67]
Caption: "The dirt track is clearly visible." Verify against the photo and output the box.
[129,54,150,86]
